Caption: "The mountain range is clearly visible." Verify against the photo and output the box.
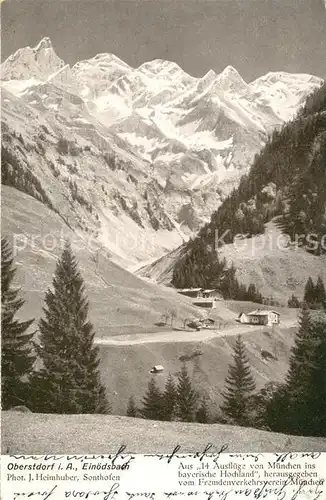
[1,37,323,268]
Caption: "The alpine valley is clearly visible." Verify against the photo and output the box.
[1,37,323,268]
[2,37,326,440]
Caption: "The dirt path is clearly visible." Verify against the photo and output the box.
[94,319,296,346]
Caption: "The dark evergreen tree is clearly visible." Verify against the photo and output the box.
[1,237,35,410]
[196,396,209,423]
[162,373,177,421]
[220,335,256,426]
[175,364,198,422]
[286,306,314,393]
[247,283,263,303]
[288,294,301,308]
[32,242,110,414]
[303,276,315,305]
[314,276,326,306]
[140,377,163,420]
[265,309,326,437]
[280,306,320,434]
[127,396,138,417]
[255,382,290,433]
[304,315,326,436]
[247,284,257,302]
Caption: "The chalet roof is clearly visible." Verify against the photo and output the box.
[248,309,280,316]
[152,365,164,371]
[202,289,217,293]
[177,288,203,293]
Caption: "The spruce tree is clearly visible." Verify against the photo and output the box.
[286,306,315,393]
[33,242,109,414]
[127,396,138,417]
[162,373,177,421]
[196,396,209,423]
[251,381,284,431]
[303,276,315,305]
[1,237,35,410]
[140,377,163,420]
[282,306,320,434]
[304,315,326,437]
[314,276,326,306]
[247,284,257,302]
[288,294,300,308]
[175,364,198,422]
[220,335,256,426]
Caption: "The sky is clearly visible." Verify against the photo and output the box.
[1,0,326,81]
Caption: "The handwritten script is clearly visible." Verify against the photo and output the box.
[3,446,325,500]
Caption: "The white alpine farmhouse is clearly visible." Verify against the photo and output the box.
[238,309,280,326]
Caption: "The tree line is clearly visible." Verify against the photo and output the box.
[171,237,263,303]
[126,366,209,423]
[288,275,326,310]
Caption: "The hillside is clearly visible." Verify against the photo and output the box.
[1,184,301,410]
[96,312,298,415]
[1,186,303,415]
[3,412,326,454]
[1,38,322,267]
[1,186,203,337]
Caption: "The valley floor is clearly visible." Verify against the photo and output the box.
[2,412,326,455]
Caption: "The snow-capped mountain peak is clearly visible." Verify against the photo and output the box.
[139,59,190,78]
[72,52,131,72]
[35,36,54,51]
[214,65,248,93]
[1,37,64,81]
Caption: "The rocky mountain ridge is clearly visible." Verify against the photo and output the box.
[1,38,322,267]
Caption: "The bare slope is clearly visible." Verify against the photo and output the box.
[2,412,325,454]
[219,223,326,304]
[1,186,202,336]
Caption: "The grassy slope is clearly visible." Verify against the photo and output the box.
[98,319,297,414]
[1,186,203,336]
[2,412,326,454]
